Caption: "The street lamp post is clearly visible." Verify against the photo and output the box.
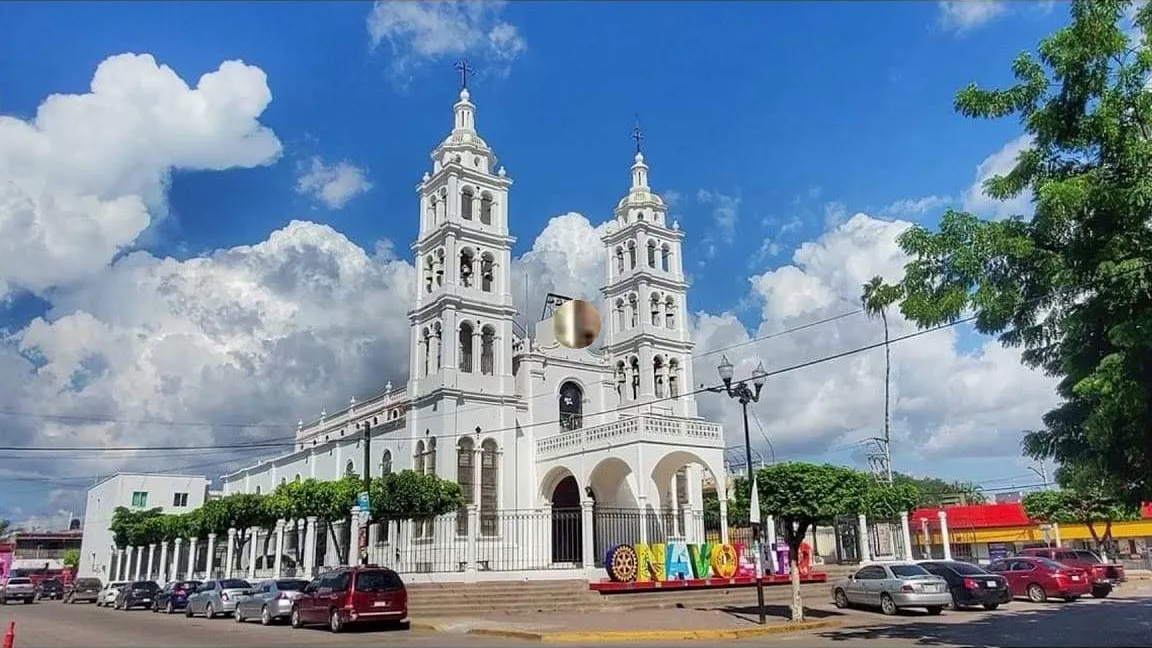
[708,354,768,625]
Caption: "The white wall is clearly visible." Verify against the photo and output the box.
[78,474,208,579]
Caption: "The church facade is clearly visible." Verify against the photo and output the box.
[221,85,726,577]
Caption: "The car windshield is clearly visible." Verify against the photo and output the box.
[174,581,198,589]
[110,582,127,588]
[890,565,931,578]
[131,581,159,590]
[1073,550,1102,563]
[219,579,250,589]
[275,579,309,591]
[947,561,988,575]
[76,579,101,587]
[354,570,404,592]
[6,578,31,585]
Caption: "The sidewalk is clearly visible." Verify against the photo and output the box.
[411,605,843,642]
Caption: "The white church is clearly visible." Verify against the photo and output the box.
[213,83,728,579]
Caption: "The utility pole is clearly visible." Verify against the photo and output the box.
[866,437,892,484]
[353,397,371,565]
[1027,463,1049,490]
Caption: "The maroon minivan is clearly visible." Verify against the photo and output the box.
[289,566,408,633]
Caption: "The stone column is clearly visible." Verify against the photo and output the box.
[471,329,481,373]
[304,514,317,574]
[133,546,143,580]
[225,528,237,579]
[937,511,952,561]
[107,548,117,581]
[274,520,286,576]
[247,527,259,579]
[158,541,169,584]
[186,537,198,580]
[581,499,595,569]
[205,533,217,579]
[464,504,478,576]
[857,514,871,563]
[146,544,156,580]
[171,539,183,583]
[719,496,729,545]
[899,511,914,561]
[766,515,778,549]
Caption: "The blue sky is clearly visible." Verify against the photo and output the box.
[0,1,1074,527]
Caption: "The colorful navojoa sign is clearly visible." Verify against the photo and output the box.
[604,542,761,582]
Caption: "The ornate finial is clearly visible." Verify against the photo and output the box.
[385,380,393,393]
[497,166,507,177]
[297,419,303,429]
[631,114,644,155]
[454,59,473,91]
[320,409,327,422]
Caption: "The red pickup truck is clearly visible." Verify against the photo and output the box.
[1017,547,1125,598]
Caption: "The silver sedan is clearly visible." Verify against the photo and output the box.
[831,561,952,615]
[233,578,310,625]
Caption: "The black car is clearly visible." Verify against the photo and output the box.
[64,578,103,604]
[151,580,201,614]
[36,578,64,601]
[113,580,160,610]
[919,560,1012,610]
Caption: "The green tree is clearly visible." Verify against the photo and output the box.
[860,481,921,520]
[889,0,1152,504]
[108,507,165,549]
[0,519,10,538]
[61,549,80,569]
[1021,463,1140,554]
[861,276,904,482]
[368,470,465,521]
[892,473,987,507]
[755,462,874,621]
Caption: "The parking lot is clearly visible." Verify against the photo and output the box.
[0,587,1149,647]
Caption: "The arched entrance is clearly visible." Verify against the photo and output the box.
[551,475,582,564]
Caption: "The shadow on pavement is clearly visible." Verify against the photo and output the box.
[814,597,1152,647]
[710,604,844,624]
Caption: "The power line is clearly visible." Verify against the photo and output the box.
[1,260,1147,454]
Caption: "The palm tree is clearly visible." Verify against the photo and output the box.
[861,276,902,484]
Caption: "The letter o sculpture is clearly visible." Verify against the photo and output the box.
[605,544,638,582]
[709,543,738,578]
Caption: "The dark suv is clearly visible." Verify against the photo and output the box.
[36,578,65,601]
[64,578,103,604]
[290,566,408,633]
[113,580,160,610]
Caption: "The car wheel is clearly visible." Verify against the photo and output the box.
[166,601,174,614]
[1027,583,1047,603]
[205,603,215,619]
[234,608,244,623]
[833,589,849,609]
[0,597,7,606]
[290,607,303,629]
[1091,587,1110,599]
[260,606,272,626]
[880,593,898,616]
[926,606,943,615]
[982,603,1000,611]
[1064,595,1079,602]
[329,608,344,633]
[184,604,193,618]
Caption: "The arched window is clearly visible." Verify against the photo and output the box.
[428,196,438,224]
[426,437,437,476]
[627,241,637,269]
[630,356,641,400]
[423,255,434,293]
[615,361,627,403]
[461,187,474,220]
[294,474,301,483]
[661,244,671,272]
[665,296,676,329]
[480,326,496,375]
[431,322,442,372]
[647,240,657,268]
[414,441,426,474]
[380,449,393,475]
[614,299,625,332]
[653,355,666,398]
[559,381,583,431]
[280,477,287,487]
[345,460,356,477]
[459,248,475,287]
[615,247,625,274]
[650,293,661,326]
[456,437,475,535]
[459,322,474,372]
[480,439,499,536]
[255,485,262,495]
[669,359,681,398]
[434,249,445,287]
[480,192,493,225]
[480,253,495,293]
[628,293,638,327]
[421,326,432,376]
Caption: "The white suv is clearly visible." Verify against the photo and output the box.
[96,581,128,607]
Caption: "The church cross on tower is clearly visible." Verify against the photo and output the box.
[631,115,644,155]
[455,59,473,90]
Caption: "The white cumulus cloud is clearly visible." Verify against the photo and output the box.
[962,134,1034,220]
[937,1,1007,33]
[0,53,281,298]
[296,157,373,209]
[367,1,527,82]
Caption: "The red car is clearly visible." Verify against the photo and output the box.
[290,566,408,633]
[1017,547,1125,598]
[988,556,1091,603]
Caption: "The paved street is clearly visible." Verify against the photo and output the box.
[1,589,1150,647]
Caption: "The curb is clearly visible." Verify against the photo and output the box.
[466,619,841,642]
